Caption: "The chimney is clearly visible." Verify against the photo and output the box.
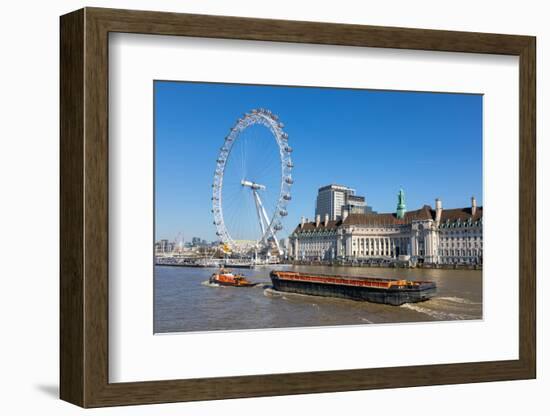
[315,214,321,227]
[342,209,349,221]
[300,216,305,228]
[324,213,329,227]
[435,198,442,223]
[471,196,477,216]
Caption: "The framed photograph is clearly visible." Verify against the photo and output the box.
[60,7,536,407]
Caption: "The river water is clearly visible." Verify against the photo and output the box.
[154,264,482,333]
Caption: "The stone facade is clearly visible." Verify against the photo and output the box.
[289,196,482,266]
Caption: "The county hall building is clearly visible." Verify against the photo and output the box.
[288,185,483,266]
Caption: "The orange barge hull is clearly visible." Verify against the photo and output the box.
[270,271,436,306]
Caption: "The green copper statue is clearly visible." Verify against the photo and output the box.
[396,188,406,219]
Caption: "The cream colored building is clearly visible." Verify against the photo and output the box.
[289,193,482,266]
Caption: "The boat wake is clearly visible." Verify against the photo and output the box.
[400,303,478,321]
[254,283,271,289]
[263,287,322,306]
[437,296,481,305]
[263,287,283,297]
[201,280,222,288]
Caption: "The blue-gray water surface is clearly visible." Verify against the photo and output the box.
[154,264,482,333]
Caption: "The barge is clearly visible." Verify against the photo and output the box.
[270,271,436,306]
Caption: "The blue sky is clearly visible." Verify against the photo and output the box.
[155,81,482,242]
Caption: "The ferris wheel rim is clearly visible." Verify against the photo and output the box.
[212,108,293,252]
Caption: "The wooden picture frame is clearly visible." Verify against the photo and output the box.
[60,7,536,408]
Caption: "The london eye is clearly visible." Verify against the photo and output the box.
[211,109,293,255]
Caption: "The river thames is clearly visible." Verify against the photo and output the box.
[154,264,482,333]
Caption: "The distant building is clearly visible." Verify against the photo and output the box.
[315,184,354,221]
[343,194,365,214]
[315,184,374,220]
[191,237,208,246]
[279,238,290,258]
[155,239,175,255]
[342,194,376,215]
[290,190,482,266]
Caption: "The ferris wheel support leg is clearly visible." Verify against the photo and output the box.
[252,190,267,238]
[254,190,281,254]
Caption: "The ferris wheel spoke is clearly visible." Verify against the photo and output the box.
[212,108,292,255]
[240,133,246,178]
